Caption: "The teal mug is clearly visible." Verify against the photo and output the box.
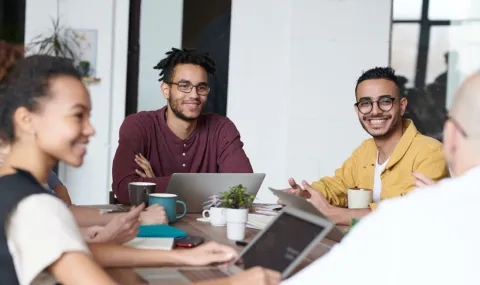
[148,193,187,223]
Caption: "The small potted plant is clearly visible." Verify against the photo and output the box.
[78,61,90,77]
[219,184,255,240]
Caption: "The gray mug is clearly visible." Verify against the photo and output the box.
[128,182,156,206]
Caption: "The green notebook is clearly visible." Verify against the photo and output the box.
[137,225,187,238]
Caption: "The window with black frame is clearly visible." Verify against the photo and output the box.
[390,0,480,141]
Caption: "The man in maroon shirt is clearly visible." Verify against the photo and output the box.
[112,48,253,204]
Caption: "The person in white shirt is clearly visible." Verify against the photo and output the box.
[281,72,480,285]
[0,51,281,285]
[0,40,169,245]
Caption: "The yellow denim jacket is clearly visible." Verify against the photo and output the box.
[311,119,450,210]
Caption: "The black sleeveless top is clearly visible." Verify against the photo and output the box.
[0,169,46,285]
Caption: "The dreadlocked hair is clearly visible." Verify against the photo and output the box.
[153,47,216,82]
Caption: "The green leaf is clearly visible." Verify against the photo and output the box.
[218,184,255,209]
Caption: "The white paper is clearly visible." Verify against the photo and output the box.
[124,238,174,250]
[247,214,275,230]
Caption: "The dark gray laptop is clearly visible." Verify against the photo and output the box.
[166,173,265,213]
[135,206,334,284]
[269,187,345,243]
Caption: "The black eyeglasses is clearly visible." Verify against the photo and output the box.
[446,114,468,137]
[165,81,210,96]
[354,97,400,115]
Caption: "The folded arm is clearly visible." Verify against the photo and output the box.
[112,115,171,204]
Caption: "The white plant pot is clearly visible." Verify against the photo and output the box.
[226,208,249,241]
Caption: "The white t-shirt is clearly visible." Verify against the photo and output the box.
[282,166,480,285]
[6,193,90,285]
[373,153,389,202]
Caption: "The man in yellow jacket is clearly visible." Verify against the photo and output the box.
[283,67,449,225]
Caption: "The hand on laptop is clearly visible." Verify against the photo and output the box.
[135,153,156,178]
[140,204,169,225]
[277,178,311,205]
[228,267,281,285]
[412,172,436,188]
[177,241,238,266]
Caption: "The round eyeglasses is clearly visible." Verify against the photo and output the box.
[354,97,399,114]
[166,81,210,96]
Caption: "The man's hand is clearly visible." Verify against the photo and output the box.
[92,204,145,244]
[228,267,281,285]
[302,180,371,225]
[277,178,311,205]
[140,204,169,225]
[135,153,156,178]
[177,241,237,266]
[412,172,436,188]
[302,180,332,212]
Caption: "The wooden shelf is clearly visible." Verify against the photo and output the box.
[82,77,101,83]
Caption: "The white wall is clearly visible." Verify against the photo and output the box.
[228,0,392,203]
[137,0,183,112]
[25,0,130,204]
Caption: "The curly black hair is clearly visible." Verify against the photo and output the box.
[0,40,24,82]
[153,47,216,82]
[0,55,81,143]
[355,66,401,93]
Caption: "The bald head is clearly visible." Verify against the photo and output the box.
[449,72,480,138]
[443,72,480,176]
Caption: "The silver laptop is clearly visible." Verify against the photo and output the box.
[136,206,334,284]
[269,187,345,243]
[166,173,266,213]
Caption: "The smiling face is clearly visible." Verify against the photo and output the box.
[162,63,209,121]
[355,78,407,139]
[26,76,96,167]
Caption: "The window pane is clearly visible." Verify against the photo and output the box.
[427,21,480,108]
[390,23,420,88]
[426,26,451,85]
[393,0,422,20]
[429,0,480,20]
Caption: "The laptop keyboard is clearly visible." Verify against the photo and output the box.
[179,269,229,281]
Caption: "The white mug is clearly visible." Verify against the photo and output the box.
[347,189,372,209]
[202,207,227,226]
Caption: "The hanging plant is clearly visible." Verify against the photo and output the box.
[26,17,81,61]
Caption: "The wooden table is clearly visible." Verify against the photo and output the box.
[102,213,338,283]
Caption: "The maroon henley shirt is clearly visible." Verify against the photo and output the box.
[111,106,253,204]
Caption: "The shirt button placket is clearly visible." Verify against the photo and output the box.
[183,144,187,168]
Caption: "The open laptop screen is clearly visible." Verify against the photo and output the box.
[233,212,325,273]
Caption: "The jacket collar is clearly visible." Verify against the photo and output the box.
[385,119,418,169]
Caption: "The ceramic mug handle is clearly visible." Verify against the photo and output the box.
[176,200,187,219]
[202,209,211,220]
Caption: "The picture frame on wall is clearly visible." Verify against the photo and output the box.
[72,29,98,78]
